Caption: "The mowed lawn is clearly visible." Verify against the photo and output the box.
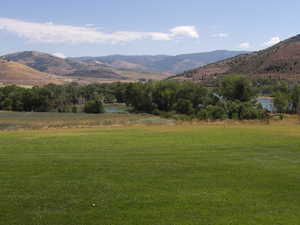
[1,124,300,225]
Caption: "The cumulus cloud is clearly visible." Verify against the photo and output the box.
[263,36,281,47]
[212,33,229,38]
[169,26,199,38]
[52,52,66,58]
[238,42,251,49]
[0,18,199,44]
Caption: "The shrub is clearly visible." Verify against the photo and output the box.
[174,99,194,115]
[72,106,78,113]
[206,105,227,120]
[84,100,105,114]
[197,109,209,120]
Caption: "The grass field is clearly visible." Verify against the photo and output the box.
[1,114,300,224]
[0,111,173,130]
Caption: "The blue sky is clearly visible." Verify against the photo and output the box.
[0,0,299,57]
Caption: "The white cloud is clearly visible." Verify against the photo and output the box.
[0,18,199,44]
[52,52,66,58]
[169,26,199,38]
[238,42,251,49]
[212,33,229,38]
[263,36,281,47]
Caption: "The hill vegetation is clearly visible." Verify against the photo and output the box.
[178,34,300,82]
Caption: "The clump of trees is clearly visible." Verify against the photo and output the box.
[125,75,267,120]
[84,99,105,114]
[2,75,300,119]
[0,82,129,114]
[254,78,300,114]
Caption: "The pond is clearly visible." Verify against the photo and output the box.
[104,104,129,113]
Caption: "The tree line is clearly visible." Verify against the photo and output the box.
[125,75,300,120]
[0,82,127,113]
[253,78,300,114]
[125,75,266,120]
[1,75,300,119]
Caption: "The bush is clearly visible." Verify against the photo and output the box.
[226,101,240,119]
[197,109,209,120]
[84,100,105,114]
[174,99,194,115]
[58,106,71,113]
[72,106,78,113]
[206,105,227,120]
[239,102,257,119]
[155,111,176,119]
[279,114,284,120]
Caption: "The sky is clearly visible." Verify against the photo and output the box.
[0,0,299,57]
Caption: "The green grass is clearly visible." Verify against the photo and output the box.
[0,111,173,130]
[1,123,300,225]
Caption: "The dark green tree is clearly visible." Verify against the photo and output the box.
[274,92,290,113]
[84,100,105,114]
[219,75,256,102]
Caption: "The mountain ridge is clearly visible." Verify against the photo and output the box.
[70,50,248,74]
[176,34,300,82]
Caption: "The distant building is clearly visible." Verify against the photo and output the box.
[257,97,276,113]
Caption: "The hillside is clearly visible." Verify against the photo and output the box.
[0,59,63,86]
[0,51,168,81]
[176,34,300,82]
[0,51,126,79]
[0,50,248,84]
[71,50,247,74]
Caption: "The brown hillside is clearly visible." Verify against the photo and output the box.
[178,34,300,82]
[0,51,124,79]
[0,51,168,81]
[0,60,64,85]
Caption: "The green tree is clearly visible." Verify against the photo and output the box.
[84,100,105,114]
[291,85,300,113]
[206,105,227,120]
[174,99,194,115]
[219,75,256,102]
[274,92,290,113]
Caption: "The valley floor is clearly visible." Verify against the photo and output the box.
[0,111,173,130]
[1,113,300,224]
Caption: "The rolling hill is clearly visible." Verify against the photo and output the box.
[1,50,247,84]
[0,51,127,79]
[0,51,169,81]
[71,50,248,74]
[176,34,300,82]
[0,59,64,86]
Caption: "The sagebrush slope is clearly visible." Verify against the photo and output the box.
[178,34,300,82]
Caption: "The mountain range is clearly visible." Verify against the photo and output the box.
[2,33,300,87]
[177,34,300,82]
[0,50,247,85]
[70,50,248,74]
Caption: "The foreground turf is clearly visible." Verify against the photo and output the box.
[1,124,300,225]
